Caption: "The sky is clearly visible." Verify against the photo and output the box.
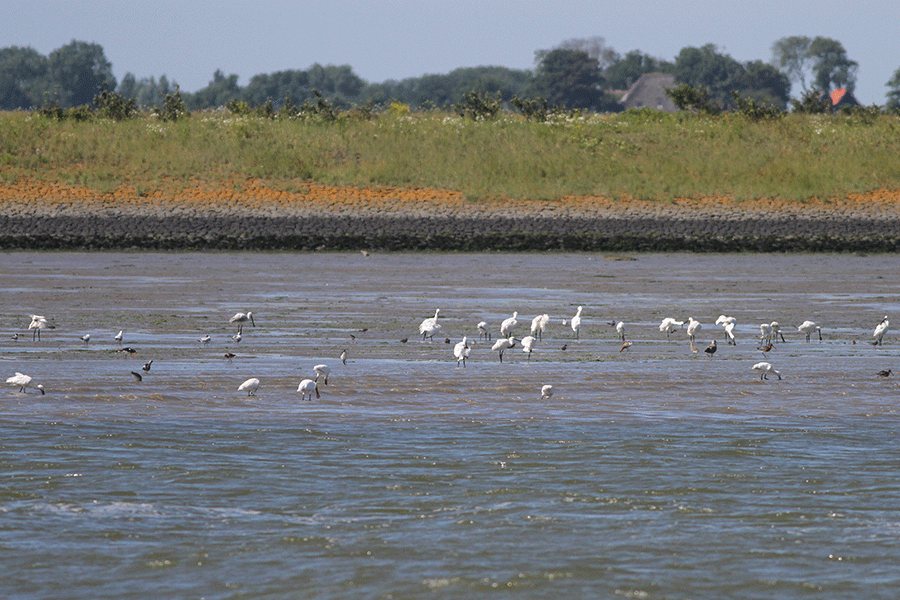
[5,0,900,105]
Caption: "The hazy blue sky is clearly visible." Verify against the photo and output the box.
[6,0,899,105]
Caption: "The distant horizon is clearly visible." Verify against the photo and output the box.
[5,0,899,105]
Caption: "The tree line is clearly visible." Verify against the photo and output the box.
[2,36,898,113]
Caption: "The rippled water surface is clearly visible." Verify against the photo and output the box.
[3,251,900,599]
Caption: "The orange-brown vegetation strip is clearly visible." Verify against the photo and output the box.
[3,176,900,220]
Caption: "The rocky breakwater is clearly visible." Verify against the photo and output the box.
[2,178,900,251]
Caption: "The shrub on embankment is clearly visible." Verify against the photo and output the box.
[2,107,900,204]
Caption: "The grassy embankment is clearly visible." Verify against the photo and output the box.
[2,108,900,209]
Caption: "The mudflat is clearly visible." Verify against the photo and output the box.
[2,177,899,251]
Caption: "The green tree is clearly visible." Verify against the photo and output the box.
[771,36,813,93]
[188,69,241,109]
[0,46,48,109]
[886,66,900,109]
[604,49,674,90]
[47,40,115,107]
[674,44,745,107]
[742,60,791,109]
[808,36,858,92]
[532,48,607,110]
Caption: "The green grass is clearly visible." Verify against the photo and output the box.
[2,109,900,202]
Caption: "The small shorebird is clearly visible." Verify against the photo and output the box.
[224,352,235,362]
[80,334,91,345]
[114,330,124,345]
[130,371,143,381]
[199,334,211,345]
[704,339,717,358]
[231,333,242,344]
[757,342,774,356]
[877,369,892,378]
[117,347,137,354]
[238,378,260,396]
[620,341,633,352]
[142,360,153,372]
[340,349,347,365]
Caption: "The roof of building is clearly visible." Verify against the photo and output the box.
[619,73,678,113]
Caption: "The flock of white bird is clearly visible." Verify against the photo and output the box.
[4,309,893,399]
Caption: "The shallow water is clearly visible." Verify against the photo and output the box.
[2,251,900,599]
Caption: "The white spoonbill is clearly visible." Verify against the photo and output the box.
[530,314,550,341]
[659,317,684,339]
[6,372,44,394]
[521,335,537,359]
[340,349,347,365]
[615,321,626,341]
[751,362,782,380]
[298,378,320,401]
[453,337,470,367]
[237,378,260,396]
[114,330,124,345]
[418,308,441,341]
[715,315,736,326]
[199,334,211,345]
[570,306,583,339]
[477,321,491,341]
[492,336,517,363]
[723,321,736,345]
[29,315,53,341]
[873,316,889,346]
[759,322,772,343]
[313,364,330,385]
[686,317,702,341]
[770,322,786,343]
[797,320,822,342]
[229,311,256,334]
[500,312,519,337]
[541,384,554,400]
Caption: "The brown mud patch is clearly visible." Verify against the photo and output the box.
[1,177,899,251]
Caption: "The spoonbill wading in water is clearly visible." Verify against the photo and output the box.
[313,364,330,385]
[797,320,822,342]
[454,337,470,367]
[6,372,44,394]
[873,316,889,346]
[751,362,782,380]
[492,336,517,363]
[298,378,320,401]
[238,378,260,396]
[230,312,256,334]
[418,309,441,341]
[29,315,54,341]
[570,306,583,340]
